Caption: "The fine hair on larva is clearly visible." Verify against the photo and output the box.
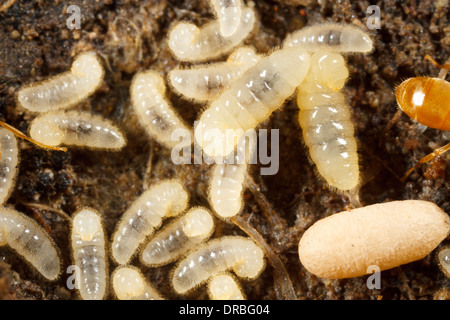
[207,272,245,300]
[209,0,243,37]
[112,266,165,300]
[437,246,450,278]
[0,207,61,281]
[167,6,256,62]
[168,46,261,102]
[29,110,126,150]
[171,236,265,295]
[140,206,214,267]
[0,128,19,205]
[130,70,193,149]
[111,179,189,265]
[17,51,105,113]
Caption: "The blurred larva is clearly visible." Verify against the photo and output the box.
[284,24,373,53]
[168,46,261,102]
[111,180,189,265]
[297,51,359,191]
[0,128,18,205]
[168,6,255,62]
[437,246,450,278]
[194,47,311,160]
[71,208,107,300]
[141,207,214,266]
[171,236,265,294]
[208,272,245,300]
[0,207,60,281]
[29,110,126,150]
[130,71,192,149]
[112,266,165,300]
[17,51,104,113]
[209,0,243,37]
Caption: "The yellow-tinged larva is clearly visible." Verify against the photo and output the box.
[168,6,255,62]
[172,236,265,294]
[71,208,107,300]
[195,47,311,160]
[0,128,18,205]
[17,51,104,113]
[297,51,358,191]
[298,200,450,279]
[284,23,373,53]
[209,0,243,37]
[111,180,189,265]
[29,110,126,150]
[141,207,214,267]
[208,272,245,300]
[130,71,192,149]
[0,207,60,280]
[112,266,165,300]
[437,246,450,278]
[168,46,261,102]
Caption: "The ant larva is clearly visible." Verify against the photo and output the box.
[0,128,19,205]
[209,0,243,37]
[437,246,450,278]
[112,266,165,300]
[207,272,245,300]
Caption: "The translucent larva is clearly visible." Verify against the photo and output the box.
[172,236,265,294]
[130,71,192,149]
[209,0,243,37]
[168,46,261,102]
[17,51,104,113]
[208,273,245,300]
[111,180,189,265]
[0,207,60,281]
[0,128,18,205]
[29,110,126,150]
[437,246,450,278]
[112,266,165,300]
[297,51,358,191]
[71,208,107,300]
[168,6,255,62]
[194,47,311,160]
[284,24,373,53]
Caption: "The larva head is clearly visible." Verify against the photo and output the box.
[182,207,214,238]
[437,246,450,278]
[338,25,373,53]
[168,22,199,60]
[227,46,260,66]
[71,51,104,81]
[132,70,166,97]
[73,209,101,241]
[208,273,245,300]
[311,51,348,91]
[29,115,64,147]
[112,267,145,300]
[231,237,265,279]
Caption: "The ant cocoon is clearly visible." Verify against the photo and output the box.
[0,128,19,205]
[209,0,243,37]
[208,272,245,300]
[112,266,165,300]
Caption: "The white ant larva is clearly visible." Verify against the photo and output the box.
[168,46,261,102]
[71,208,107,300]
[168,6,255,62]
[171,236,265,294]
[297,50,359,191]
[437,246,450,278]
[208,272,245,300]
[29,110,126,150]
[130,71,192,149]
[111,180,189,265]
[141,207,214,267]
[17,51,104,113]
[112,266,165,300]
[0,128,19,205]
[209,0,243,37]
[0,207,60,281]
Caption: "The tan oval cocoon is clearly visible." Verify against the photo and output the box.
[298,200,450,279]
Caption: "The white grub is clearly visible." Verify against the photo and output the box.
[71,208,107,300]
[111,180,189,265]
[29,110,126,150]
[17,51,104,113]
[112,266,165,300]
[141,207,214,266]
[168,46,261,102]
[130,70,192,149]
[208,272,245,300]
[437,246,450,278]
[210,0,243,37]
[0,207,60,280]
[284,23,373,53]
[0,128,19,205]
[172,236,265,294]
[168,6,255,62]
[194,47,311,160]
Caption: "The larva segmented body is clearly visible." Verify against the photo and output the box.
[168,7,255,62]
[0,208,60,280]
[71,208,107,300]
[172,236,265,294]
[29,110,126,150]
[209,0,243,37]
[130,71,192,149]
[141,207,214,266]
[0,128,19,205]
[112,266,165,300]
[169,46,261,102]
[111,180,189,265]
[437,246,450,278]
[208,272,245,300]
[17,51,104,113]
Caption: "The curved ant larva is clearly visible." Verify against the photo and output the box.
[0,128,18,205]
[171,236,265,294]
[209,0,243,37]
[168,46,261,102]
[71,208,107,300]
[29,110,126,150]
[130,70,192,149]
[0,207,60,281]
[437,246,450,278]
[112,266,165,300]
[17,51,104,113]
[111,180,189,265]
[141,207,214,267]
[168,6,255,62]
[208,272,245,300]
